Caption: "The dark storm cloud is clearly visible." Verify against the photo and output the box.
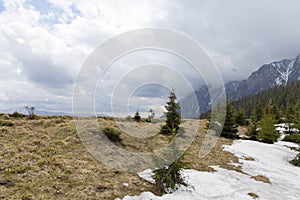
[158,0,300,81]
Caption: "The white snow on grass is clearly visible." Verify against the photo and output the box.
[117,140,300,200]
[223,140,300,199]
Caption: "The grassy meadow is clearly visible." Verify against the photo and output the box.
[0,114,254,199]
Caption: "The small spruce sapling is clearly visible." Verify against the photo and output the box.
[134,110,141,122]
[152,142,188,193]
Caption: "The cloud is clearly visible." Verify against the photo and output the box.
[0,0,300,114]
[0,4,84,87]
[167,0,300,80]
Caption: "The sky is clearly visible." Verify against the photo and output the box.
[1,0,300,116]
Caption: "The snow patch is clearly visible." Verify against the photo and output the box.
[118,140,300,200]
[275,77,283,86]
[272,59,295,85]
[137,169,155,183]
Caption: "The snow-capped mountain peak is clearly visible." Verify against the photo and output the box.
[227,53,300,100]
[184,53,300,115]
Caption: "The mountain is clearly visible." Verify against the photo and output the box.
[227,54,300,100]
[35,110,72,116]
[188,53,300,117]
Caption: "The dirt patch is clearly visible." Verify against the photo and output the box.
[244,156,255,161]
[251,175,271,184]
[248,192,259,199]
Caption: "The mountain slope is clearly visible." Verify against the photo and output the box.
[227,54,300,100]
[188,53,300,116]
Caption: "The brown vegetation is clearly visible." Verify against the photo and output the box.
[0,115,245,199]
[251,175,271,184]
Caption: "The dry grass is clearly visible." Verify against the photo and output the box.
[251,175,271,184]
[238,126,249,136]
[184,120,242,172]
[248,192,259,199]
[0,116,160,199]
[244,156,255,161]
[0,115,243,199]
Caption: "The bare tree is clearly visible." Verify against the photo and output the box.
[24,106,35,119]
[148,108,155,122]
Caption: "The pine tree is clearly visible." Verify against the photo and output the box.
[161,90,181,135]
[258,113,279,144]
[288,102,300,167]
[134,110,141,122]
[270,105,281,121]
[247,122,259,141]
[221,100,239,139]
[292,101,300,130]
[152,142,188,193]
[285,104,295,122]
[253,103,263,122]
[153,155,187,193]
[235,108,247,126]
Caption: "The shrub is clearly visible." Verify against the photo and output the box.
[283,133,300,144]
[125,115,133,122]
[102,127,122,142]
[10,111,25,118]
[261,138,274,144]
[290,153,300,167]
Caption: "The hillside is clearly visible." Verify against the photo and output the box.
[0,115,239,199]
[232,80,300,118]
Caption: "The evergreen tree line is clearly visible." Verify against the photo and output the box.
[204,80,300,145]
[232,80,300,123]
